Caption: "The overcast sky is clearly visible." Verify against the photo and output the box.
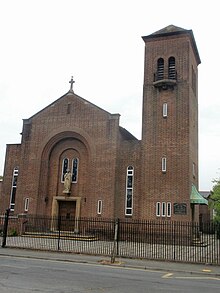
[0,0,219,191]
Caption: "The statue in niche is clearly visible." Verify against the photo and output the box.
[63,169,72,194]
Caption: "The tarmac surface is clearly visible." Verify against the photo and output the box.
[1,247,220,277]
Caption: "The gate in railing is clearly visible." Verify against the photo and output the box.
[1,212,220,265]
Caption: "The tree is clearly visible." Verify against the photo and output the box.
[210,179,220,223]
[0,175,3,180]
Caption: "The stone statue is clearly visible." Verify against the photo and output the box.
[63,170,71,194]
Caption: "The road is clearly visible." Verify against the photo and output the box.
[0,255,220,292]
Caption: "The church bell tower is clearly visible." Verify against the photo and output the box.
[140,25,201,221]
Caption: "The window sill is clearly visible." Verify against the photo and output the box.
[153,79,176,90]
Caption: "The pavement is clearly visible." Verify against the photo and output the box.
[1,247,220,276]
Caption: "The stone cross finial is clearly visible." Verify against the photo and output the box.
[69,76,75,92]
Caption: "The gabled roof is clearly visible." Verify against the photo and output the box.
[22,89,137,140]
[26,90,118,121]
[119,127,138,141]
[152,24,186,35]
[143,24,189,39]
[199,191,211,199]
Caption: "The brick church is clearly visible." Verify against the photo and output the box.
[0,25,207,222]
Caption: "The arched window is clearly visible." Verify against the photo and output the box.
[168,57,176,79]
[61,157,79,183]
[125,166,134,216]
[71,158,79,183]
[61,158,69,182]
[157,58,164,80]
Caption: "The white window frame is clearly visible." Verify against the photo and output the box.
[162,202,166,217]
[156,201,172,218]
[97,200,103,215]
[162,157,167,173]
[125,166,134,216]
[163,103,168,118]
[9,167,19,211]
[24,198,29,212]
[167,202,171,217]
[156,202,161,217]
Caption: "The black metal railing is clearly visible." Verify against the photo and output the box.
[154,71,177,82]
[1,213,220,265]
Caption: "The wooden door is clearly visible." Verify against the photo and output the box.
[58,201,76,231]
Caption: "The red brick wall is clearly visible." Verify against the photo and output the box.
[115,138,141,219]
[9,93,121,218]
[0,27,201,223]
[141,32,200,221]
[0,144,21,214]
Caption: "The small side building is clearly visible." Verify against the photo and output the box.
[199,191,213,222]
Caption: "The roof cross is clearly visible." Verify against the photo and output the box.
[69,76,75,92]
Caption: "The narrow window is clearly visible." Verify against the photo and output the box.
[157,58,164,80]
[10,167,19,211]
[168,57,176,79]
[61,158,69,182]
[125,166,134,216]
[167,202,171,217]
[24,198,29,212]
[72,158,79,183]
[162,103,168,118]
[162,157,167,173]
[192,66,196,95]
[162,202,166,217]
[67,103,71,114]
[97,200,103,215]
[156,202,161,217]
[193,162,196,178]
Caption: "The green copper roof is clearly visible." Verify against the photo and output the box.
[190,184,208,205]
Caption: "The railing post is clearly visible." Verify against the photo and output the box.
[116,218,120,256]
[57,215,61,251]
[2,208,10,248]
[111,218,119,263]
[173,221,176,260]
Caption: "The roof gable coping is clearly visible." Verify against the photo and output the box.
[26,91,118,121]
